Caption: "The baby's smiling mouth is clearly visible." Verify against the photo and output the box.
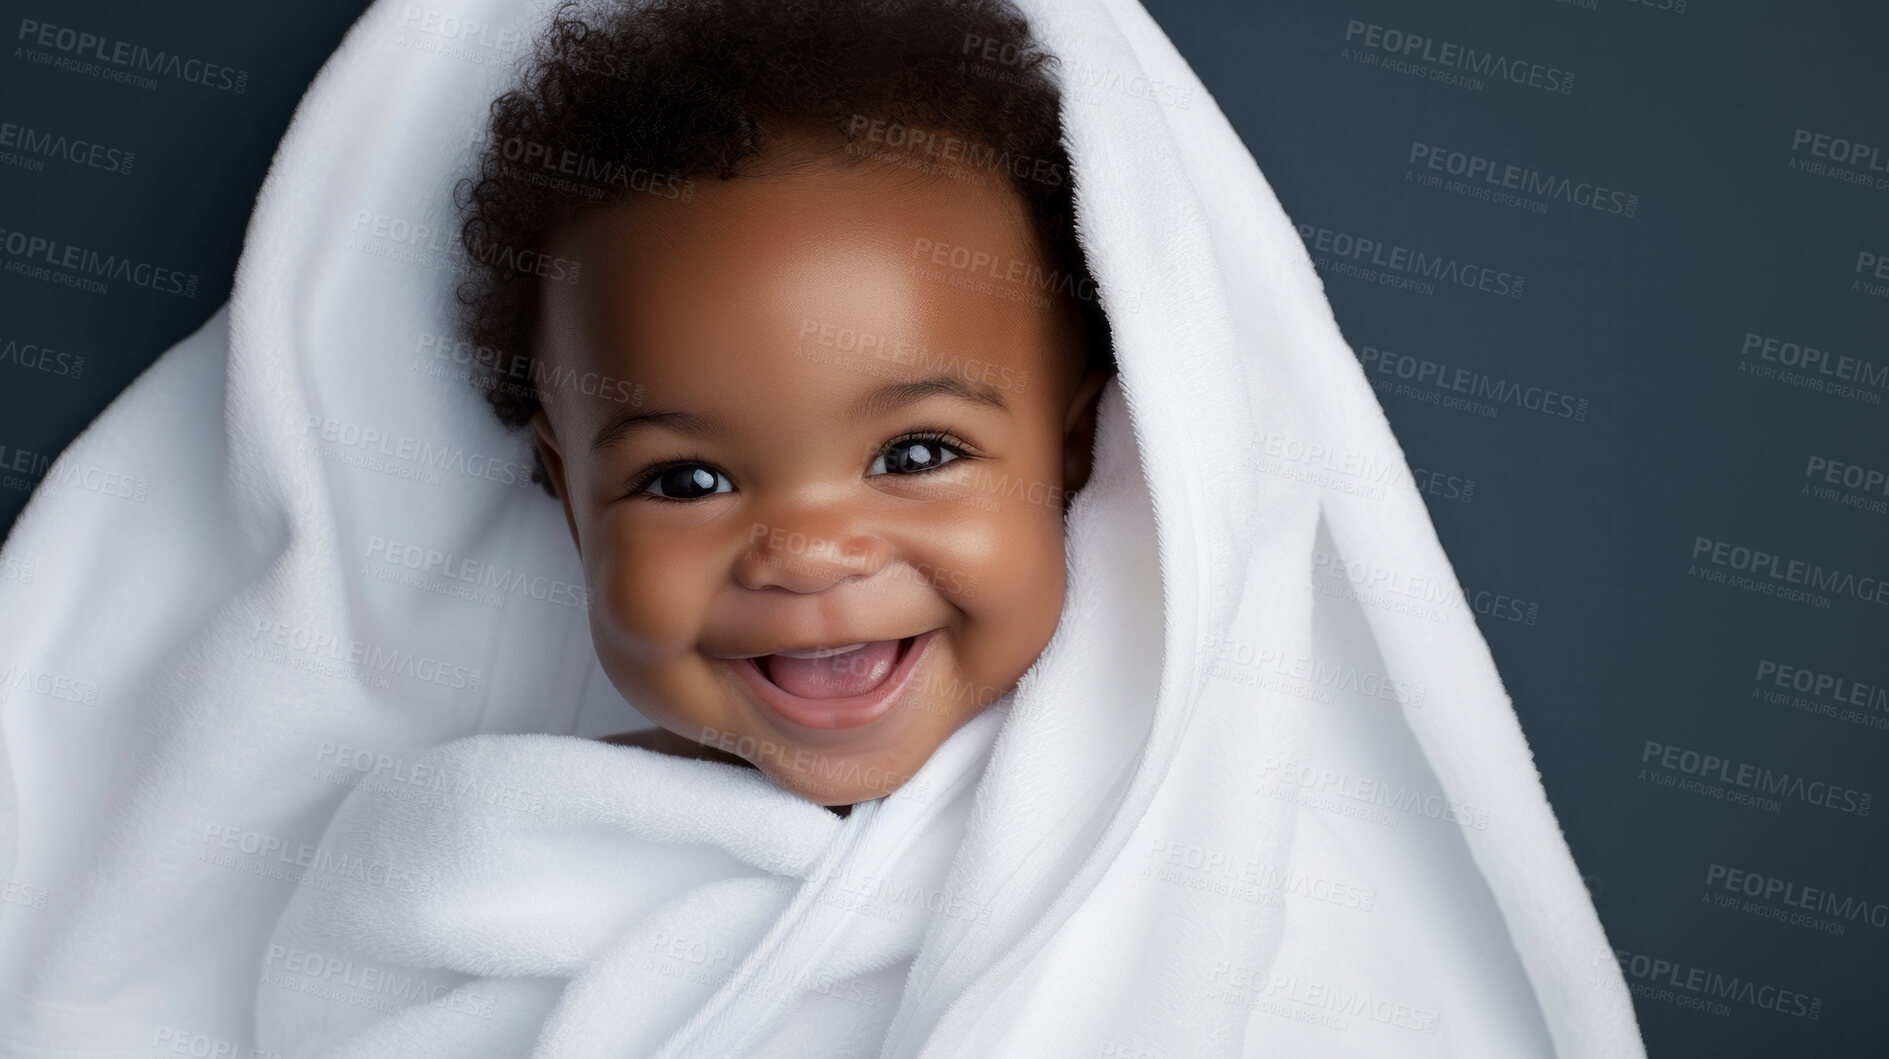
[754,637,914,698]
[727,632,938,730]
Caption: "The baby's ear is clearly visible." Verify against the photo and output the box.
[1060,366,1112,497]
[531,411,583,556]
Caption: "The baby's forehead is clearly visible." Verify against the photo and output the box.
[541,167,1080,392]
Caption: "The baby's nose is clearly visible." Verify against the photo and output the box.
[735,518,893,593]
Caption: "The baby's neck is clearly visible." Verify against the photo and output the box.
[598,728,854,817]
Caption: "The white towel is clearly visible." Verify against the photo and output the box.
[260,705,1003,1057]
[0,0,1644,1055]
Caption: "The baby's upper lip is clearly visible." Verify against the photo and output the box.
[769,643,874,659]
[713,630,930,660]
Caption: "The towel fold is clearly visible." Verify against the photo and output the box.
[260,703,1002,1056]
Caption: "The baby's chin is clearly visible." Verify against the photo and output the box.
[710,682,985,808]
[748,729,956,808]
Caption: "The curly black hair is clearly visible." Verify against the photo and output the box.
[455,0,1116,496]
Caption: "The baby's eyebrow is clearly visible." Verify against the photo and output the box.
[848,374,1010,421]
[588,373,1009,455]
[590,409,714,454]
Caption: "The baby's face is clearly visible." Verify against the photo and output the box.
[531,140,1106,807]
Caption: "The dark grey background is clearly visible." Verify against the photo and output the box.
[3,1,1884,1055]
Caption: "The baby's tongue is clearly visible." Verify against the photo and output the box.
[762,640,899,698]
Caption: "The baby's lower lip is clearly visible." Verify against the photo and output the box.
[732,630,938,730]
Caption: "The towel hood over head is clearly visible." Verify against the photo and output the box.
[0,0,1644,1055]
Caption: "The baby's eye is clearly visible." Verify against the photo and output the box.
[640,464,732,500]
[869,436,966,476]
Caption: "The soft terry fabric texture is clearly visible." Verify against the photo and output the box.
[0,0,1645,1055]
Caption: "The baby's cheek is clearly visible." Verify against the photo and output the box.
[987,495,1066,593]
[590,535,711,657]
[957,502,1067,668]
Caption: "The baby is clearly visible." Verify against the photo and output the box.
[457,0,1117,814]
